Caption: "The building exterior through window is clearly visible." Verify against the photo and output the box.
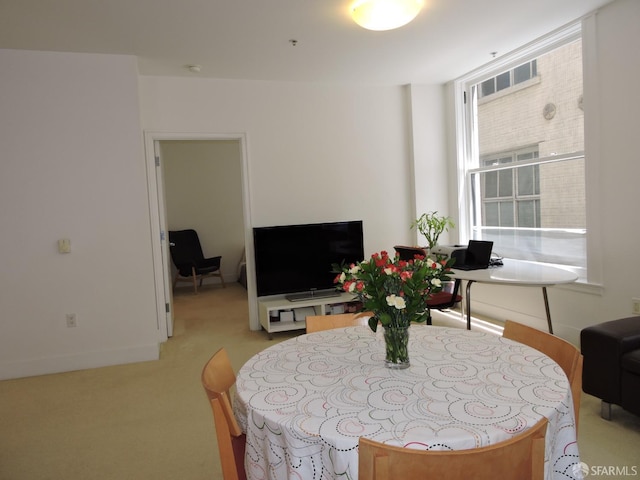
[458,30,586,278]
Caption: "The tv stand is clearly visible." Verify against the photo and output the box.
[258,292,357,339]
[285,289,341,302]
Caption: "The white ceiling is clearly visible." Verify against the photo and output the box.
[0,0,613,85]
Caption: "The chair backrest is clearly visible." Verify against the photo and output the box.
[306,313,372,333]
[201,348,247,480]
[503,320,583,429]
[394,245,427,261]
[169,229,205,266]
[358,417,547,480]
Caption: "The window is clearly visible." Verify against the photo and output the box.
[479,147,540,228]
[479,60,537,99]
[456,23,587,279]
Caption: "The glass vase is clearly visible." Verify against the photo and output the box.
[383,325,410,369]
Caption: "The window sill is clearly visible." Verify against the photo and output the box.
[556,280,603,296]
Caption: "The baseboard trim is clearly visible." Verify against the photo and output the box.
[0,343,160,380]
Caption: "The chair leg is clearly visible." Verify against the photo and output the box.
[219,272,226,288]
[192,267,198,294]
[601,400,612,420]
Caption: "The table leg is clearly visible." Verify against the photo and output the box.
[542,286,554,334]
[465,280,474,330]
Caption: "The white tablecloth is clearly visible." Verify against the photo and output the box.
[234,325,580,480]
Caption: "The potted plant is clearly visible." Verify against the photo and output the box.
[411,211,455,251]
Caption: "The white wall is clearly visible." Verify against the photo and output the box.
[139,78,416,329]
[1,0,636,379]
[0,50,159,379]
[443,0,640,344]
[409,84,454,246]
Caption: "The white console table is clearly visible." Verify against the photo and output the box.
[258,292,357,339]
[452,258,578,334]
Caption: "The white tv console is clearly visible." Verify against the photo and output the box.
[258,292,358,339]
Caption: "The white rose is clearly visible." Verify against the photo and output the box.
[386,294,406,310]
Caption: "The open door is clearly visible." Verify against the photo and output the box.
[153,141,174,337]
[144,133,173,341]
[144,131,259,340]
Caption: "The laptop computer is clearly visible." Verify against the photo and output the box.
[455,240,494,270]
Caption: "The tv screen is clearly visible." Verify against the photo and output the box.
[253,220,364,298]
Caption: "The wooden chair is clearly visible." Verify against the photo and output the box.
[503,320,583,430]
[305,312,372,333]
[358,417,548,480]
[201,348,247,480]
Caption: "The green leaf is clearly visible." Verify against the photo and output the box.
[368,316,378,332]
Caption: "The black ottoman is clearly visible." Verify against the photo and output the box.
[581,316,640,419]
[621,349,640,414]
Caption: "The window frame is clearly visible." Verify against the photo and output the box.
[453,21,591,281]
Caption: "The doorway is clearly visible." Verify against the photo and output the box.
[144,132,255,341]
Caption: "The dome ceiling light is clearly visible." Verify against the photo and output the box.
[351,0,424,31]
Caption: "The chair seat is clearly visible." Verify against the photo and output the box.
[176,256,221,276]
[427,291,462,307]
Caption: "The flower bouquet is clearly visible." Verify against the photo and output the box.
[334,250,455,368]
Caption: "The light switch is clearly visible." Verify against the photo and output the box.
[58,238,71,254]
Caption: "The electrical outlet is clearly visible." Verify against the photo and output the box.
[633,298,640,316]
[66,313,77,328]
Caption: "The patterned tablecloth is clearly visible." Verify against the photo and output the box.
[234,325,580,480]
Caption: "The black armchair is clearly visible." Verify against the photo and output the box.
[169,229,226,294]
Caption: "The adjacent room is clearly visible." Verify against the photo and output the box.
[1,0,639,478]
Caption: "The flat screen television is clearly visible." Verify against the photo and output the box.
[253,220,364,300]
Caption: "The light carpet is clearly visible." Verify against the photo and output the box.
[1,283,638,479]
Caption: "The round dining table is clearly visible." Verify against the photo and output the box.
[234,325,580,480]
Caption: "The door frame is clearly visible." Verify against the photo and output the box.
[143,131,255,342]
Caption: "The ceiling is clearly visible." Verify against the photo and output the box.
[0,0,613,85]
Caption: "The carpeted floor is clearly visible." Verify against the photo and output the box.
[1,283,638,479]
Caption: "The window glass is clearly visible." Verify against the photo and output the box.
[485,171,498,198]
[458,35,586,278]
[499,201,514,227]
[517,165,536,196]
[479,60,537,98]
[514,62,531,84]
[496,71,511,91]
[481,79,495,97]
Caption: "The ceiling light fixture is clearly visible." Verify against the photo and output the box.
[351,0,424,31]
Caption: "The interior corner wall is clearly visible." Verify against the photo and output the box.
[408,84,454,246]
[161,140,245,285]
[0,49,159,380]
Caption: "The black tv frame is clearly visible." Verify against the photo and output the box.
[253,220,364,300]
